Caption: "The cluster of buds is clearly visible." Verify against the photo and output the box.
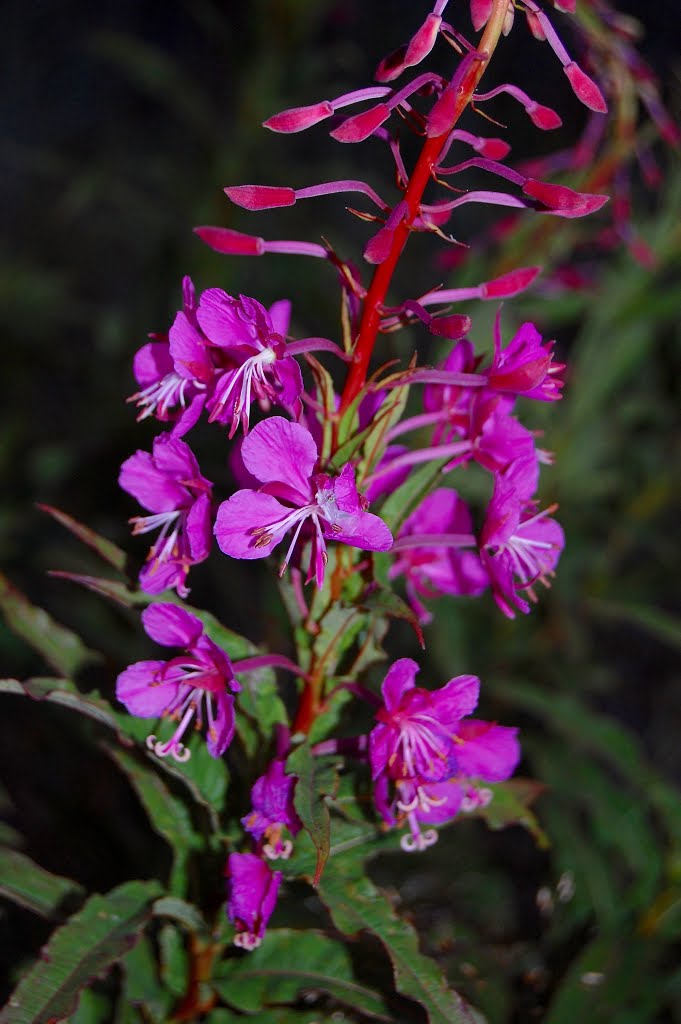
[111,0,664,949]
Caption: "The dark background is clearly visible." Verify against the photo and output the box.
[2,1,681,1020]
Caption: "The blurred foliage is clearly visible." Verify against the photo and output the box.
[1,0,681,1021]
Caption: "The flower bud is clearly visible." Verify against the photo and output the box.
[263,100,334,133]
[564,62,607,113]
[194,226,264,256]
[330,104,391,143]
[224,185,296,211]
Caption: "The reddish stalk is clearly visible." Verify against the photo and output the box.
[339,0,510,415]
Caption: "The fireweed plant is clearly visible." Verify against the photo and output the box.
[3,2,677,1022]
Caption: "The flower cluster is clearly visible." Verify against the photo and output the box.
[111,0,636,954]
[369,659,519,851]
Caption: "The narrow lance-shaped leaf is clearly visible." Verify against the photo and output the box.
[0,880,162,1024]
[105,743,203,896]
[0,572,99,676]
[0,848,85,919]
[287,742,339,885]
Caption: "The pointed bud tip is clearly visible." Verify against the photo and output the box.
[528,103,563,130]
[330,104,391,143]
[224,185,296,211]
[524,178,609,218]
[564,63,607,114]
[263,101,334,134]
[483,266,541,299]
[375,45,408,83]
[194,226,264,256]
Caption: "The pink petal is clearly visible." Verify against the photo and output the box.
[133,342,173,387]
[436,674,480,720]
[381,658,419,711]
[186,492,213,562]
[214,490,291,560]
[119,451,187,513]
[169,311,214,384]
[207,693,236,757]
[142,603,203,647]
[116,659,177,716]
[455,721,520,781]
[241,417,316,496]
[329,510,393,552]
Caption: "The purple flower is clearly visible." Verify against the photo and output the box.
[370,659,520,850]
[389,489,488,623]
[119,434,213,598]
[116,603,238,761]
[196,290,302,435]
[226,852,281,950]
[128,277,210,437]
[214,417,393,586]
[369,658,481,784]
[241,759,302,860]
[486,317,564,402]
[383,717,520,851]
[480,459,564,617]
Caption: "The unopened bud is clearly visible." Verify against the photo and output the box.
[375,45,408,83]
[224,185,296,211]
[263,100,334,134]
[564,62,607,113]
[470,0,493,31]
[330,104,391,143]
[404,14,442,68]
[526,102,563,130]
[523,178,609,218]
[193,226,264,256]
[482,266,541,299]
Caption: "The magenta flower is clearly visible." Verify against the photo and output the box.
[369,658,519,850]
[486,316,564,401]
[369,658,481,784]
[389,489,488,623]
[116,603,239,761]
[241,759,302,861]
[379,717,520,851]
[119,434,213,598]
[214,417,393,586]
[196,289,302,435]
[480,458,564,617]
[128,276,209,436]
[226,852,281,950]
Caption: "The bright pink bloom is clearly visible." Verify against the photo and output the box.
[214,417,392,586]
[116,603,238,760]
[389,489,487,623]
[226,852,281,950]
[486,317,564,401]
[119,434,213,598]
[480,459,564,617]
[196,290,302,435]
[369,658,519,850]
[241,760,302,861]
[128,277,209,436]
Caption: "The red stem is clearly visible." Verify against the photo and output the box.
[339,3,510,415]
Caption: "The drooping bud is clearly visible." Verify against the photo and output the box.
[263,100,334,133]
[375,44,408,83]
[194,226,265,256]
[526,101,563,130]
[481,266,541,299]
[564,62,607,113]
[470,0,493,31]
[330,104,391,143]
[404,13,442,68]
[224,185,296,211]
[523,179,609,218]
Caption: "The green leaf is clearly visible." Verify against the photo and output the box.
[0,572,99,676]
[213,928,394,1020]
[105,744,202,896]
[315,856,474,1024]
[120,935,172,1024]
[158,923,188,998]
[470,779,549,849]
[360,584,424,649]
[0,879,162,1024]
[153,896,209,936]
[38,504,128,572]
[0,847,84,919]
[286,743,339,885]
[0,677,139,747]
